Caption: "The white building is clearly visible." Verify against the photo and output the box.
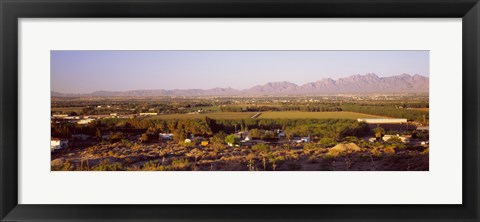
[51,138,68,150]
[292,137,311,143]
[159,133,173,140]
[64,116,80,120]
[417,126,429,131]
[276,129,285,137]
[301,137,311,142]
[140,113,158,116]
[78,118,95,125]
[52,114,68,118]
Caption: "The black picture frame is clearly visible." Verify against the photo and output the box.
[1,0,479,221]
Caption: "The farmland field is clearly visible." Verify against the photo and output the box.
[257,111,382,119]
[412,108,429,112]
[51,107,84,113]
[148,111,382,120]
[148,112,256,120]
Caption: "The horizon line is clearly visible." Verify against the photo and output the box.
[52,73,429,95]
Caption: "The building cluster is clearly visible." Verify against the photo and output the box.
[51,117,429,152]
[358,118,429,146]
[50,138,68,151]
[51,113,137,125]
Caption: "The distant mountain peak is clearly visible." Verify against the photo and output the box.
[52,73,429,97]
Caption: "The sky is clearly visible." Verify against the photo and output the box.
[51,50,429,94]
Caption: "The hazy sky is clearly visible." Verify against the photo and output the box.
[51,50,429,93]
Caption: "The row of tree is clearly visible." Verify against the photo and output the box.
[220,105,343,112]
[53,117,375,143]
[340,104,428,123]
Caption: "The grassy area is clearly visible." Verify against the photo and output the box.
[148,111,382,120]
[257,111,382,119]
[149,112,256,120]
[411,108,429,112]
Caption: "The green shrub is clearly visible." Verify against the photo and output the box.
[386,136,402,143]
[140,133,159,143]
[92,159,123,171]
[384,147,396,155]
[318,137,336,148]
[307,156,318,163]
[225,134,240,146]
[171,158,190,170]
[109,132,124,143]
[252,143,269,153]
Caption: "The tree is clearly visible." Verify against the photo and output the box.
[95,128,102,140]
[387,136,402,143]
[109,132,124,143]
[318,137,336,148]
[203,117,218,133]
[252,144,269,170]
[246,153,256,171]
[303,142,318,151]
[167,119,178,133]
[248,128,265,139]
[252,143,269,153]
[383,146,395,154]
[225,134,239,146]
[173,128,188,142]
[140,133,159,143]
[210,131,226,150]
[374,126,385,139]
[158,120,168,133]
[52,124,72,138]
[343,136,359,143]
[285,130,294,141]
[189,148,203,164]
[147,126,159,134]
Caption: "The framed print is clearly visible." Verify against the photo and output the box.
[1,0,479,221]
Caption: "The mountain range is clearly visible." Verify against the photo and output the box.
[51,73,429,97]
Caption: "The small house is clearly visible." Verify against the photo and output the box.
[292,137,310,143]
[301,137,311,143]
[52,114,68,118]
[139,112,158,116]
[159,133,173,140]
[77,118,95,125]
[50,138,68,151]
[416,126,429,131]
